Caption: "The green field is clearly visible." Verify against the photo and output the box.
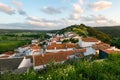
[0,40,30,53]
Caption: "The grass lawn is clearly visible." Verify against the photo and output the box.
[0,40,30,53]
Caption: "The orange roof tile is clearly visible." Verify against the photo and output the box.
[30,44,36,47]
[74,49,86,53]
[34,51,74,66]
[47,43,76,50]
[47,44,65,50]
[3,51,14,55]
[21,45,28,48]
[0,55,9,58]
[102,49,120,54]
[31,45,41,50]
[92,42,110,50]
[82,37,99,42]
[51,37,60,42]
[66,43,76,48]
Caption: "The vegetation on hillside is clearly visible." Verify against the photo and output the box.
[95,26,120,38]
[95,26,120,48]
[58,24,111,44]
[111,38,120,48]
[1,53,120,80]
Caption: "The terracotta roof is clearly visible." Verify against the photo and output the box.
[81,37,99,42]
[31,45,40,50]
[102,49,120,54]
[0,55,9,58]
[47,44,65,50]
[30,44,36,47]
[47,43,75,50]
[65,43,75,48]
[3,51,14,55]
[74,49,86,53]
[22,45,28,48]
[51,37,60,42]
[34,51,74,66]
[92,42,110,50]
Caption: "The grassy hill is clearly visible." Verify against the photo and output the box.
[1,53,120,80]
[57,24,111,44]
[94,26,120,38]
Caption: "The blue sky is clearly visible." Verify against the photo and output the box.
[0,0,120,30]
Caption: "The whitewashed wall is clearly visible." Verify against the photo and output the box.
[84,47,96,56]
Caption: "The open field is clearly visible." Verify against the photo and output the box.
[0,40,30,53]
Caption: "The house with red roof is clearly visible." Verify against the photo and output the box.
[92,42,110,56]
[23,45,42,55]
[14,45,30,53]
[78,37,101,56]
[79,37,101,48]
[0,51,16,59]
[33,49,86,69]
[99,47,120,59]
[46,43,76,53]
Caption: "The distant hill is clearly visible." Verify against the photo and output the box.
[57,24,111,44]
[94,26,120,38]
[0,29,50,33]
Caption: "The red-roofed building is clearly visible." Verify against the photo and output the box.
[79,37,101,48]
[0,51,16,59]
[99,47,120,59]
[0,55,9,59]
[92,42,111,56]
[46,43,75,52]
[33,50,74,69]
[4,51,14,55]
[78,37,101,56]
[34,48,86,69]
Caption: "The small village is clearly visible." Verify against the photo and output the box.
[0,32,120,74]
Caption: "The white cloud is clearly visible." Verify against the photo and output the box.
[79,0,84,5]
[26,16,62,28]
[27,20,57,27]
[12,0,27,15]
[89,0,112,12]
[81,14,117,26]
[41,6,62,15]
[69,13,80,20]
[69,0,84,20]
[0,3,15,15]
[27,16,42,22]
[73,3,83,13]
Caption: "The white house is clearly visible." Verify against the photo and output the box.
[15,45,30,53]
[78,37,101,56]
[24,45,42,56]
[18,57,32,69]
[83,47,96,56]
[78,37,101,48]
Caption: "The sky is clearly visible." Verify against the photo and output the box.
[0,0,120,30]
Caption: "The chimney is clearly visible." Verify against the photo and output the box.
[42,53,44,57]
[54,47,56,50]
